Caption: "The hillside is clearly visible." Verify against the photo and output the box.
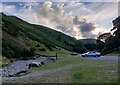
[1,13,87,59]
[79,38,96,45]
[79,38,97,51]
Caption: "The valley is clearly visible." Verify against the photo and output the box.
[0,12,119,84]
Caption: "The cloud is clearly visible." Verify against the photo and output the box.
[32,1,101,39]
[80,23,95,32]
[76,2,118,31]
[0,4,16,13]
[73,16,97,38]
[63,2,118,38]
[85,2,118,22]
[64,2,92,16]
[1,1,117,39]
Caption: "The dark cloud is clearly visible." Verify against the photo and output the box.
[79,23,96,38]
[80,23,95,32]
[57,26,67,32]
[81,32,96,38]
[73,16,96,38]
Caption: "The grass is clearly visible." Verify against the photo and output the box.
[2,55,118,83]
[29,55,118,83]
[2,13,87,59]
[105,52,120,56]
[68,60,118,83]
[0,56,10,67]
[29,55,85,71]
[40,47,72,56]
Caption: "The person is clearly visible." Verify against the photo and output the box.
[56,53,58,60]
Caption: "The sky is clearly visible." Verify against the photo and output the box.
[0,0,118,39]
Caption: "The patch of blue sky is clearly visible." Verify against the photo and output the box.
[2,2,24,9]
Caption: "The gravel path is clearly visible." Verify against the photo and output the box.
[22,62,83,78]
[86,56,119,61]
[2,62,85,83]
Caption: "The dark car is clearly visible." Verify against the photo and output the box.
[71,53,78,56]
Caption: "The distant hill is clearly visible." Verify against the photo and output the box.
[79,38,97,51]
[79,38,97,45]
[1,13,87,59]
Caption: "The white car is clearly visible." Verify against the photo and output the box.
[81,51,101,57]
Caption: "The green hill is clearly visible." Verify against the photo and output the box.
[79,38,96,45]
[79,38,97,51]
[1,13,87,59]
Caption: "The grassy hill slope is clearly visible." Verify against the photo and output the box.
[79,38,96,45]
[1,13,87,59]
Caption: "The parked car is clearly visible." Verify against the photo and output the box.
[81,51,101,57]
[71,53,79,56]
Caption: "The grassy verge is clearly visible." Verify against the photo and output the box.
[68,60,118,83]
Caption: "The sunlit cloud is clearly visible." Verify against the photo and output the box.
[1,1,118,39]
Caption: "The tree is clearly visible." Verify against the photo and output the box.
[97,16,120,55]
[111,16,120,37]
[97,33,111,43]
[97,33,111,52]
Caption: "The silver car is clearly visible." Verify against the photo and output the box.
[81,51,101,57]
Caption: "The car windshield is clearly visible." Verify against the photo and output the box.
[87,52,98,53]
